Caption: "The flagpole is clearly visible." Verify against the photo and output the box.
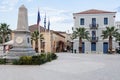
[43,12,46,53]
[38,23,41,54]
[48,18,51,52]
[44,12,46,32]
[37,9,41,54]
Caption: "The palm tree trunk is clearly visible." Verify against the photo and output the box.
[109,36,112,54]
[79,37,82,53]
[2,35,5,43]
[35,40,38,53]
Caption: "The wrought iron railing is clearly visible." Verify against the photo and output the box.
[89,24,99,29]
[90,37,98,42]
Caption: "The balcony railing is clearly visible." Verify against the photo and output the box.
[89,24,99,29]
[90,37,98,42]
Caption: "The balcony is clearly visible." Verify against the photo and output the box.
[89,24,99,29]
[90,37,98,42]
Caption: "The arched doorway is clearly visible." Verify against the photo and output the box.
[56,41,65,52]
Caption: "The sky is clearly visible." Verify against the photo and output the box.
[0,0,120,33]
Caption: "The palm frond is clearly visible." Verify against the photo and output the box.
[101,26,118,39]
[31,30,44,41]
[72,27,89,40]
[0,23,11,43]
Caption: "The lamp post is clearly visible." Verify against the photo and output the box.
[71,40,73,53]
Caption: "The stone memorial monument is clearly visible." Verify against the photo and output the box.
[7,5,35,58]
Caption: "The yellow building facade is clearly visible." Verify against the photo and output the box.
[29,24,66,53]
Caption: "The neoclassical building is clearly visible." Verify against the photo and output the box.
[73,9,119,53]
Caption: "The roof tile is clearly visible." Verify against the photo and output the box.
[74,9,116,14]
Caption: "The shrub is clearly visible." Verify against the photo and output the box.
[0,59,6,64]
[18,56,32,65]
[40,53,47,64]
[31,55,41,65]
[46,53,52,62]
[51,53,57,60]
[12,60,19,65]
[13,53,57,65]
[31,54,47,65]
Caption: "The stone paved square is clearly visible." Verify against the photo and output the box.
[0,53,120,80]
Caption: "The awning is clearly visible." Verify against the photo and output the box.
[3,40,14,45]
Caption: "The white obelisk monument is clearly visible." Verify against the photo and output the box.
[7,5,35,57]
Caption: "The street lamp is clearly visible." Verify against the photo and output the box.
[70,40,73,53]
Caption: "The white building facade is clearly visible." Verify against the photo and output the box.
[73,9,119,54]
[115,21,120,47]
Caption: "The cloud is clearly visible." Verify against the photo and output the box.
[0,0,33,12]
[0,0,18,12]
[114,6,120,21]
[28,7,73,32]
[50,16,64,22]
[39,7,73,32]
[0,6,13,12]
[28,13,36,17]
[115,6,120,12]
[28,7,73,23]
[27,0,33,2]
[40,7,73,23]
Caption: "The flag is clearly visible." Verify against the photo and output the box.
[48,19,50,31]
[37,10,41,53]
[44,13,46,29]
[37,10,41,26]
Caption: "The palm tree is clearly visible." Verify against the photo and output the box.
[101,26,118,54]
[0,23,11,43]
[72,27,89,53]
[71,30,77,40]
[115,32,120,49]
[115,32,120,41]
[0,36,2,43]
[31,30,44,52]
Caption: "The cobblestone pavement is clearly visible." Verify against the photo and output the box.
[0,53,120,80]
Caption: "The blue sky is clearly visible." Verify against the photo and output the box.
[0,0,120,33]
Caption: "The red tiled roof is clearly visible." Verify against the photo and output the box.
[29,24,46,32]
[74,9,116,14]
[29,24,65,38]
[52,30,65,38]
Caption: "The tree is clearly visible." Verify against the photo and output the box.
[0,36,2,43]
[71,30,77,40]
[0,23,11,43]
[115,32,120,41]
[31,30,44,52]
[115,32,120,48]
[72,27,89,53]
[101,26,118,54]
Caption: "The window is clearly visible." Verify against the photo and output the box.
[80,18,84,25]
[104,18,108,25]
[92,18,96,27]
[92,18,96,24]
[27,37,29,43]
[92,31,96,38]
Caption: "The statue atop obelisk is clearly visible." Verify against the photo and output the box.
[7,5,35,58]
